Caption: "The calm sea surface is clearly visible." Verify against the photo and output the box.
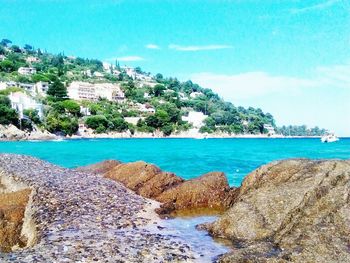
[1,138,349,186]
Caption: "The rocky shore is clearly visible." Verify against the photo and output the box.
[78,158,350,262]
[203,159,350,262]
[1,154,349,262]
[0,124,317,141]
[0,154,202,262]
[77,160,236,216]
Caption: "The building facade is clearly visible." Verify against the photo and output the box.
[67,81,125,102]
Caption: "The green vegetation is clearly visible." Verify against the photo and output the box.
[0,38,326,137]
[276,125,326,136]
[0,95,18,126]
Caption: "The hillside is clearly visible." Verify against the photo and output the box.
[0,39,326,138]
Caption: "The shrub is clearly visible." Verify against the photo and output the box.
[161,124,173,136]
[111,117,128,132]
[85,115,109,130]
[23,109,41,124]
[0,105,18,126]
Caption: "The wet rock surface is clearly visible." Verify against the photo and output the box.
[0,154,199,262]
[203,159,350,263]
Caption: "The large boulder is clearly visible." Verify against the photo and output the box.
[104,161,184,199]
[75,160,121,175]
[203,159,350,262]
[156,172,232,214]
[0,189,31,252]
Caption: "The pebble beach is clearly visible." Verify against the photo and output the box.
[0,154,200,262]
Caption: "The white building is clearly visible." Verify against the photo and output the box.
[264,124,276,135]
[83,69,92,77]
[182,111,208,128]
[26,56,40,63]
[0,81,17,90]
[8,92,44,119]
[123,66,136,79]
[67,81,125,102]
[190,92,203,99]
[93,72,104,78]
[18,67,37,75]
[34,81,49,96]
[80,106,91,116]
[136,103,155,113]
[0,55,6,61]
[18,83,35,94]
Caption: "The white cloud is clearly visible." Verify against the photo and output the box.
[169,44,233,52]
[191,72,316,100]
[146,44,160,49]
[191,63,350,100]
[190,64,350,135]
[110,56,144,62]
[290,0,340,14]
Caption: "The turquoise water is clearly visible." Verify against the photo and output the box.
[0,138,349,186]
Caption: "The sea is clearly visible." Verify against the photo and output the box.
[1,138,349,261]
[0,138,349,186]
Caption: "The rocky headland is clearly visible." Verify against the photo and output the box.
[1,154,349,262]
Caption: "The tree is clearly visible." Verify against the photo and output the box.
[46,114,78,136]
[10,45,21,53]
[155,73,163,82]
[23,109,41,125]
[161,124,173,136]
[47,79,67,100]
[85,115,109,131]
[24,44,33,51]
[135,67,142,74]
[60,100,80,116]
[153,84,165,97]
[0,60,16,73]
[0,39,12,47]
[111,117,128,132]
[0,95,18,126]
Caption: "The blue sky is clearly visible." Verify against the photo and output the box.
[1,0,349,135]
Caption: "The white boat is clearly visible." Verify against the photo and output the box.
[321,134,339,143]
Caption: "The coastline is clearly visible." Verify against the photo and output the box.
[0,124,324,142]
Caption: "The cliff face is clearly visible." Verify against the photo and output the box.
[203,159,350,262]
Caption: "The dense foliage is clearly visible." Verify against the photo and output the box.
[0,95,18,126]
[276,125,326,136]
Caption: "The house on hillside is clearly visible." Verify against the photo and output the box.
[18,67,36,75]
[26,56,40,63]
[93,72,104,79]
[136,103,155,113]
[264,124,276,136]
[8,92,44,119]
[67,81,125,102]
[190,91,203,98]
[182,111,208,128]
[0,55,6,61]
[0,81,17,90]
[34,81,49,96]
[18,83,35,95]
